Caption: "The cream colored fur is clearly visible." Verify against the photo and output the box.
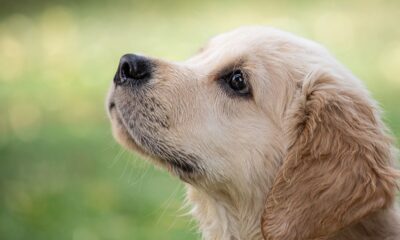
[107,27,400,240]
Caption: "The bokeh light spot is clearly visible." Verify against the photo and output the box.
[40,6,78,64]
[378,43,400,85]
[9,102,42,141]
[313,11,355,48]
[0,35,25,82]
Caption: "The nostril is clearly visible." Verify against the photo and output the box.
[115,54,152,86]
[120,61,132,82]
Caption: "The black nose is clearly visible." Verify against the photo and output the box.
[114,54,152,86]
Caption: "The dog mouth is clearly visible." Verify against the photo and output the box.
[108,102,116,112]
[108,102,201,179]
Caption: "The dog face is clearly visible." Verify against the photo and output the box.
[107,27,301,185]
[107,27,398,239]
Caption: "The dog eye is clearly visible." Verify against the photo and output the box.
[227,70,250,95]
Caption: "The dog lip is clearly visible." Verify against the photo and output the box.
[108,101,200,178]
[168,159,197,174]
[108,102,116,112]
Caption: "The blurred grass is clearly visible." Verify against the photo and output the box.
[0,0,399,239]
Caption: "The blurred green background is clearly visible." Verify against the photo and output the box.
[0,0,399,239]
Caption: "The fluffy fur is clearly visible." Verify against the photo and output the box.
[107,26,400,240]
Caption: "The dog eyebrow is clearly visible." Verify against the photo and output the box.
[212,59,246,81]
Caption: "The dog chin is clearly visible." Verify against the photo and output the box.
[109,107,200,182]
[109,110,149,157]
[109,111,173,168]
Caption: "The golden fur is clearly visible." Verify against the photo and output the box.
[107,26,400,240]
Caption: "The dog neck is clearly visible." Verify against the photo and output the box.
[185,154,283,239]
[184,136,285,240]
[186,185,266,240]
[187,185,400,240]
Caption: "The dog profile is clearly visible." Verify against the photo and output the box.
[107,26,400,240]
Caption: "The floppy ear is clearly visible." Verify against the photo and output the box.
[261,70,399,240]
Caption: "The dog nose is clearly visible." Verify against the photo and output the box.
[115,54,152,86]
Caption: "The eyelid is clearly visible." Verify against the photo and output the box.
[221,69,243,81]
[233,69,242,75]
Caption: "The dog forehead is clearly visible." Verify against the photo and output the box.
[212,27,270,45]
[208,26,327,57]
[203,27,277,57]
[183,28,269,70]
[184,26,302,69]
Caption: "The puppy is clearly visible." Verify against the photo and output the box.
[107,26,400,240]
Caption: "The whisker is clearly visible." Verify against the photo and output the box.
[108,147,125,169]
[155,184,182,225]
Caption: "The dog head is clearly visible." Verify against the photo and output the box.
[107,26,398,239]
[107,27,294,184]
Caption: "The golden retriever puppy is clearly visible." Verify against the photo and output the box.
[106,26,400,240]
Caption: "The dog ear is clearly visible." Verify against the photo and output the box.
[261,69,399,240]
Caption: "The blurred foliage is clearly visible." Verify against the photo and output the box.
[0,0,399,239]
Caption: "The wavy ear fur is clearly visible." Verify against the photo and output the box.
[261,69,399,240]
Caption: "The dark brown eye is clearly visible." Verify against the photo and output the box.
[227,70,249,94]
